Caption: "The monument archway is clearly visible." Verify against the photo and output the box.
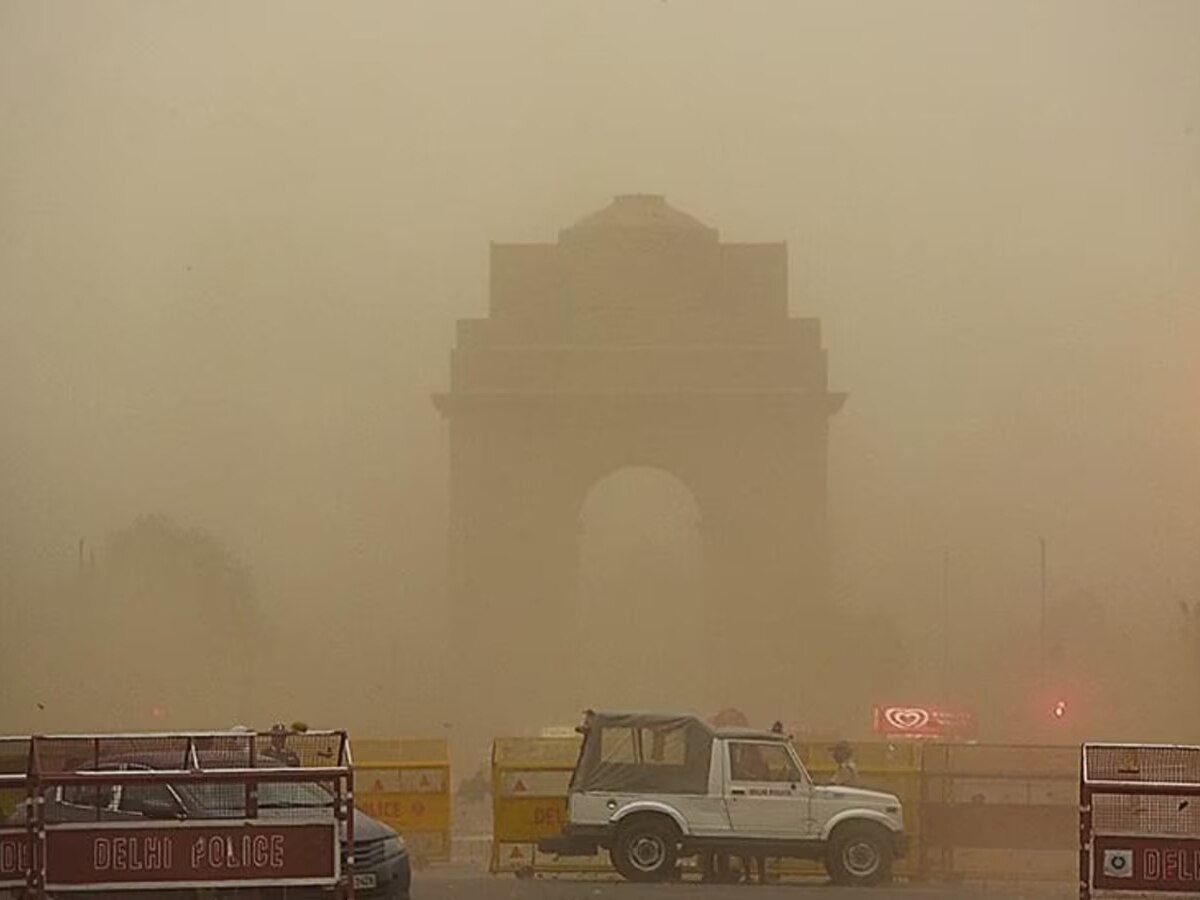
[577,465,704,707]
[434,195,844,732]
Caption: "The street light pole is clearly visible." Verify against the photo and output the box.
[941,549,950,705]
[1039,536,1047,695]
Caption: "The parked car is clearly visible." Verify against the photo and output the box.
[539,710,906,885]
[7,751,411,900]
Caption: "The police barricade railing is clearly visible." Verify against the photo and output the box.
[0,731,354,899]
[352,738,451,866]
[1081,742,1200,900]
[920,742,1078,882]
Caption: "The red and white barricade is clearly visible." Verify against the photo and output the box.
[1081,742,1200,898]
[0,730,355,899]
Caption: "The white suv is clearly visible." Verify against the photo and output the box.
[539,710,906,884]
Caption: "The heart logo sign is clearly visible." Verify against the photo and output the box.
[884,707,931,731]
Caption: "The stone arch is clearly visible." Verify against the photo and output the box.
[574,463,703,541]
[435,195,845,733]
[575,465,706,708]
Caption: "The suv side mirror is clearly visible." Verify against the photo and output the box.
[140,798,183,820]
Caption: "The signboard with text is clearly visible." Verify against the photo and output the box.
[872,705,977,739]
[1092,835,1200,893]
[1081,743,1200,900]
[0,829,31,888]
[3,821,338,890]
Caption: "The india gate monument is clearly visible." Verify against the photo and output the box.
[435,195,844,731]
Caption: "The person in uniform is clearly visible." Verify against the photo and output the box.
[830,740,859,786]
[268,723,301,766]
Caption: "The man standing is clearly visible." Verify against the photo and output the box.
[268,723,301,767]
[830,741,859,786]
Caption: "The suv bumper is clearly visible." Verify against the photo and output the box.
[893,832,909,859]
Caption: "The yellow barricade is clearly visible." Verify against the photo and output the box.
[490,736,613,874]
[0,787,21,821]
[0,738,27,820]
[354,737,451,866]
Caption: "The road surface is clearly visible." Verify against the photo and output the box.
[413,868,1075,900]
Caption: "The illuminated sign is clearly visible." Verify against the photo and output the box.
[872,705,977,738]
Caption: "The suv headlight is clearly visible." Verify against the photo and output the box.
[384,835,407,858]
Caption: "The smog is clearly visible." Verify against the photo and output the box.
[1,0,1198,776]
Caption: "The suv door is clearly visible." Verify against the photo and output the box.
[722,741,809,838]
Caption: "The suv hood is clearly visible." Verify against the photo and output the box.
[811,785,900,807]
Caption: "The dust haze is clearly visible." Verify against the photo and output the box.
[1,1,1198,759]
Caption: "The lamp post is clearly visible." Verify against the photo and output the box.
[941,549,950,705]
[1039,536,1047,696]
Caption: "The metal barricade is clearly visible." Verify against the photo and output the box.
[920,742,1078,882]
[353,738,451,866]
[1081,742,1200,899]
[1,730,354,898]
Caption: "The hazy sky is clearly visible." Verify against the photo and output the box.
[2,1,1197,736]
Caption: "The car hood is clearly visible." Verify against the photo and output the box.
[349,808,397,842]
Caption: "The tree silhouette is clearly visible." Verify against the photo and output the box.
[86,514,261,725]
[103,514,256,630]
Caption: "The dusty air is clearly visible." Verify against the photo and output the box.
[1,2,1197,898]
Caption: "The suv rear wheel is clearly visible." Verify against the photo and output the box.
[610,816,679,882]
[825,821,894,885]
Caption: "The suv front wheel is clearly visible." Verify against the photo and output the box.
[825,822,894,885]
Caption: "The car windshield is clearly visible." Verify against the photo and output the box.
[186,780,333,812]
[258,781,332,808]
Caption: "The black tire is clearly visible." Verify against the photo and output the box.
[609,816,680,883]
[825,822,894,886]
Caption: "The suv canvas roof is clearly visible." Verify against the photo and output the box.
[714,726,790,742]
[581,710,713,733]
[573,711,714,795]
[582,712,785,742]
